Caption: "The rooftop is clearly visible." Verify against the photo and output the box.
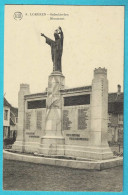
[4,97,18,117]
[108,92,123,103]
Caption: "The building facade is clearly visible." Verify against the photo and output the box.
[108,85,123,144]
[3,98,18,140]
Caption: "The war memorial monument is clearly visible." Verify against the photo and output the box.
[4,27,122,170]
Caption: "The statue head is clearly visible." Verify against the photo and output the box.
[54,29,59,40]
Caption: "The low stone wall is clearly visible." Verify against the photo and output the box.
[3,150,123,171]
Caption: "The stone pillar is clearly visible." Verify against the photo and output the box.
[12,84,30,152]
[39,71,65,156]
[90,68,113,159]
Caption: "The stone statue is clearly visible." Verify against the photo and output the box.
[41,27,63,72]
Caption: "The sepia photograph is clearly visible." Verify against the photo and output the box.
[2,4,125,192]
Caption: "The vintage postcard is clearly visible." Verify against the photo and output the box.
[1,3,127,193]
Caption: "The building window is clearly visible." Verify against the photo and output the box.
[118,114,123,122]
[4,110,8,120]
[16,117,18,123]
[3,126,9,138]
[108,113,111,124]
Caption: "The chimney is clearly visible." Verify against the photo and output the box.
[117,84,121,95]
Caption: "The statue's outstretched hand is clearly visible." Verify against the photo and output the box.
[41,33,44,37]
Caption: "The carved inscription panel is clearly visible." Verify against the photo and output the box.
[78,108,88,130]
[36,110,42,130]
[63,108,76,130]
[63,107,89,131]
[26,112,31,130]
[63,110,72,130]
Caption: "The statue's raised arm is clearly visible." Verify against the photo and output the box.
[41,33,54,46]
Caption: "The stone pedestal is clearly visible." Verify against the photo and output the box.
[12,84,30,152]
[39,71,65,156]
[90,68,113,159]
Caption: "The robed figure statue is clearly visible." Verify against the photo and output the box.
[41,27,63,72]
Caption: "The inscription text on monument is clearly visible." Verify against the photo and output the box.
[63,110,72,130]
[26,112,31,130]
[36,110,42,130]
[78,108,88,130]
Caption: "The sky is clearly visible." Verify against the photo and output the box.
[4,5,124,107]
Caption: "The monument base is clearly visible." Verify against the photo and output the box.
[12,141,40,153]
[64,145,113,160]
[12,141,24,152]
[39,136,65,156]
[3,150,123,171]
